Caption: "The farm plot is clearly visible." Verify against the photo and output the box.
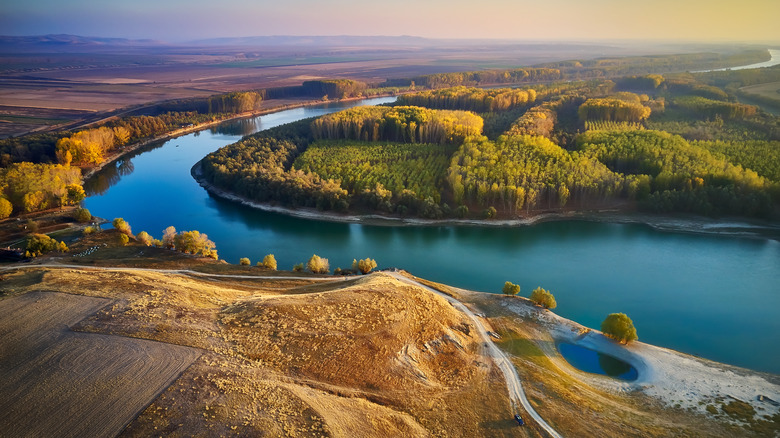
[0,291,201,438]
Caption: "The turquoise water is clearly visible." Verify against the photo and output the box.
[557,342,638,381]
[83,97,780,375]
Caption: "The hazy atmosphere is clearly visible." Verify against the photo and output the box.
[3,0,779,42]
[2,0,780,435]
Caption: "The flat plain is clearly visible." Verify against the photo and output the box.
[0,290,202,438]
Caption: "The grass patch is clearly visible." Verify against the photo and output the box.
[721,399,756,422]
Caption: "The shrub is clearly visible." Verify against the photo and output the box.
[112,217,132,235]
[601,313,638,344]
[356,258,377,274]
[136,231,152,246]
[239,257,250,265]
[261,254,277,270]
[293,263,304,272]
[25,219,38,233]
[83,225,98,235]
[0,197,12,219]
[25,233,67,257]
[117,233,129,246]
[529,287,557,309]
[502,281,521,295]
[173,230,216,256]
[74,208,92,223]
[483,206,497,219]
[307,254,330,274]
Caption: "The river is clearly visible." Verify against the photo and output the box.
[83,97,780,375]
[693,48,780,72]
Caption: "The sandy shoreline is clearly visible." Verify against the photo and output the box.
[481,291,780,424]
[191,160,780,240]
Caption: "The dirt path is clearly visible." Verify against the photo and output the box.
[1,263,349,283]
[387,272,562,438]
[2,263,560,435]
[0,291,202,438]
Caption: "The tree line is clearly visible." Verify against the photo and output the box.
[383,68,563,89]
[0,162,83,216]
[264,79,368,100]
[578,97,652,123]
[310,106,484,144]
[396,86,537,112]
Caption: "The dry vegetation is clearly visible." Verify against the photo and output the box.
[1,236,775,436]
[0,238,524,436]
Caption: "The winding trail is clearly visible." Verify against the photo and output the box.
[387,272,562,438]
[4,263,561,436]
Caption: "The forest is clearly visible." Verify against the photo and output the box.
[201,63,780,221]
[2,50,779,221]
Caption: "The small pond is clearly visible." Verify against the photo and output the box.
[557,342,638,381]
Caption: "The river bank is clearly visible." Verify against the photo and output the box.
[192,160,780,241]
[80,93,401,184]
[455,286,780,430]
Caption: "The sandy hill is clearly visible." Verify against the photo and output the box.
[0,236,778,437]
[0,266,517,437]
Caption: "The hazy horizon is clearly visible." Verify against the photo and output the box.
[2,0,779,44]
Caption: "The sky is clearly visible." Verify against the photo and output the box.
[2,0,779,43]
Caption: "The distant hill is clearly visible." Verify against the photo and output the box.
[0,34,166,52]
[188,35,434,47]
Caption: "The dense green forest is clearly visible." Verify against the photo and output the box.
[310,106,483,144]
[3,50,779,220]
[201,60,780,220]
[396,86,537,112]
[294,141,453,206]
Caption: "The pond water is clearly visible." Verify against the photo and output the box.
[557,342,638,381]
[83,97,780,375]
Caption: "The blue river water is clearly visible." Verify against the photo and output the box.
[83,97,780,375]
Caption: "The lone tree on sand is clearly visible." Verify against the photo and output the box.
[502,281,520,295]
[601,313,638,344]
[529,287,557,309]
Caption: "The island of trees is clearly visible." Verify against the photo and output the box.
[2,51,778,223]
[199,61,780,221]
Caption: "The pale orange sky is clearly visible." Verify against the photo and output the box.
[2,0,778,42]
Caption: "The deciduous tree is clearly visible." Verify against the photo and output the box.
[261,254,277,270]
[530,287,557,309]
[307,254,330,274]
[502,281,521,295]
[601,313,638,344]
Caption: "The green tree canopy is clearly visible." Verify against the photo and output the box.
[74,207,91,223]
[502,281,521,295]
[529,287,557,309]
[25,233,67,257]
[112,217,132,236]
[601,313,638,344]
